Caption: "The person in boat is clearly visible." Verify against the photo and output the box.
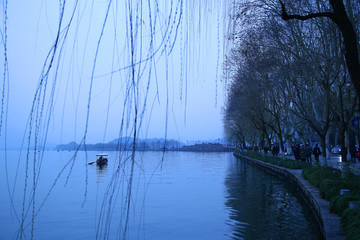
[97,155,105,164]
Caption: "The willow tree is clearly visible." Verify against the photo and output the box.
[0,1,229,239]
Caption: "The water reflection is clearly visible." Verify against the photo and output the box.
[96,163,108,180]
[224,157,322,240]
[0,151,323,239]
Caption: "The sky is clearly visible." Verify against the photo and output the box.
[2,0,227,148]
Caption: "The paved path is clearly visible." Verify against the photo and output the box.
[285,153,360,173]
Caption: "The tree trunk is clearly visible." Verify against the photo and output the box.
[260,135,265,149]
[340,127,347,162]
[279,137,284,152]
[266,136,272,149]
[286,139,292,154]
[326,131,331,160]
[320,135,327,158]
[329,0,360,98]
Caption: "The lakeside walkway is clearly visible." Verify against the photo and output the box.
[285,153,360,174]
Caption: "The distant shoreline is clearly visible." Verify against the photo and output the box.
[54,142,235,153]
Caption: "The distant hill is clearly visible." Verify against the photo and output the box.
[54,137,233,152]
[55,141,78,151]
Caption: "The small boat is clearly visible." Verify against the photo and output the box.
[96,153,108,165]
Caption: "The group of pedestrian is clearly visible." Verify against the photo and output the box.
[293,144,321,163]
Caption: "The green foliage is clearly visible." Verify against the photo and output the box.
[320,179,343,200]
[330,195,360,215]
[234,148,241,155]
[281,160,307,169]
[302,165,342,188]
[302,166,322,187]
[301,165,360,239]
[341,208,360,240]
[342,171,360,195]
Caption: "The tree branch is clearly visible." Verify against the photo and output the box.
[279,0,334,21]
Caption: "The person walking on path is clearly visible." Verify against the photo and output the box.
[273,144,280,157]
[300,145,306,162]
[313,144,321,162]
[293,144,300,161]
[350,144,357,163]
[305,144,312,163]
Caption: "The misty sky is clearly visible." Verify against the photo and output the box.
[2,1,226,148]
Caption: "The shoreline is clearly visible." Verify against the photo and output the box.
[234,152,345,240]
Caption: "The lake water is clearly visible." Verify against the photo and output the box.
[0,150,322,239]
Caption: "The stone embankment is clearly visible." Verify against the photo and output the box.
[234,153,345,240]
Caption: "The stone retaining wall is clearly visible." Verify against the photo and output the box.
[234,153,345,240]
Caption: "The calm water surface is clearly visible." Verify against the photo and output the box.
[0,150,321,239]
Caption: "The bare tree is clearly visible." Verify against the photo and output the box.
[280,0,360,99]
[225,0,359,161]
